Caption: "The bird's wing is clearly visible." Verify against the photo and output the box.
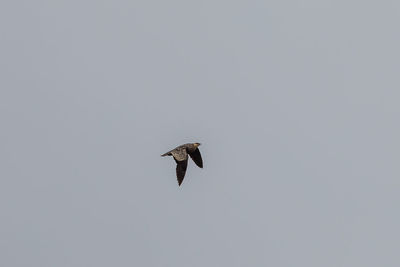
[175,159,188,186]
[189,148,203,168]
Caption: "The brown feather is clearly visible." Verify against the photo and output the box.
[175,159,188,186]
[189,148,203,168]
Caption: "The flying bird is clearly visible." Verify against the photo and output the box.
[161,143,203,186]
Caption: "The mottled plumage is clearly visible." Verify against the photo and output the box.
[161,143,203,186]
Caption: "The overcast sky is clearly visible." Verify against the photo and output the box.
[1,1,399,266]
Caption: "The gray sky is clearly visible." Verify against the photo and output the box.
[1,1,399,266]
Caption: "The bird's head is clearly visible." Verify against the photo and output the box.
[193,142,201,147]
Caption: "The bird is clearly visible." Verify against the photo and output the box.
[161,143,203,186]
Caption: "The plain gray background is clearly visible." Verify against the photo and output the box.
[1,1,399,266]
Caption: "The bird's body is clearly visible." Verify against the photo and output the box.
[161,143,203,186]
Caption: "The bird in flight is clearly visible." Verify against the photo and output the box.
[161,143,203,186]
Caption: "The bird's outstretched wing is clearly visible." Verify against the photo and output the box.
[175,159,188,186]
[189,148,203,168]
